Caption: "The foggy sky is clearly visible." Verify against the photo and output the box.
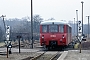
[0,0,90,24]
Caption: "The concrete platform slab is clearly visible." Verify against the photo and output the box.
[0,48,41,53]
[64,50,90,60]
[57,51,68,60]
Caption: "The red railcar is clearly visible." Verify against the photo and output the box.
[40,20,72,49]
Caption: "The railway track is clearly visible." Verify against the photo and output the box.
[31,51,61,60]
[11,40,39,48]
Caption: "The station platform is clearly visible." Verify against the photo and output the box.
[0,48,40,53]
[57,50,90,60]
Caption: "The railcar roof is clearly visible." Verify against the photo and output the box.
[41,20,66,24]
[40,20,71,27]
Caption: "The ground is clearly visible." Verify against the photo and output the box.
[64,50,90,60]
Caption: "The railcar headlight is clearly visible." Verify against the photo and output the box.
[62,36,64,39]
[42,35,44,39]
[42,36,44,39]
[62,35,64,38]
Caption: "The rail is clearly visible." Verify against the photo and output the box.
[31,51,61,60]
[50,52,61,60]
[31,52,46,60]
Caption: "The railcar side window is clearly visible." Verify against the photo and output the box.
[59,25,64,33]
[49,25,58,32]
[69,27,71,33]
[68,26,71,33]
[42,25,47,32]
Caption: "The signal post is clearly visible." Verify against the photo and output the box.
[5,25,11,58]
[78,21,82,53]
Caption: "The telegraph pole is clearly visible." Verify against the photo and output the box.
[86,16,90,38]
[1,15,9,58]
[76,10,78,39]
[81,1,84,35]
[1,15,6,32]
[74,18,75,36]
[31,0,33,48]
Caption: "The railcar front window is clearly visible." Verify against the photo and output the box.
[59,25,64,33]
[42,25,47,32]
[49,25,58,32]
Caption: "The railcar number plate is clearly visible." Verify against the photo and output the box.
[50,35,56,37]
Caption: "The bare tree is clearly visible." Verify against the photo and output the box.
[48,18,55,20]
[33,15,43,40]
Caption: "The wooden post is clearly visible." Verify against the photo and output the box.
[80,42,81,53]
[19,37,20,53]
[7,46,8,58]
[17,35,21,53]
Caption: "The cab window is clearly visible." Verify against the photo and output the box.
[49,25,58,32]
[42,25,48,32]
